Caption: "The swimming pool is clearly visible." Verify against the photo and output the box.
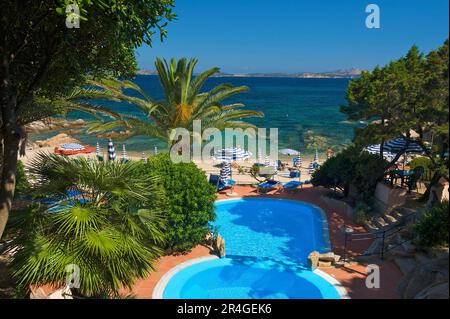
[156,198,346,299]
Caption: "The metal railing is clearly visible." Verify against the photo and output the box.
[342,210,421,262]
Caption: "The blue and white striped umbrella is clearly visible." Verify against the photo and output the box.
[108,139,116,161]
[308,161,319,174]
[384,138,425,154]
[264,155,271,166]
[365,144,396,160]
[313,149,319,163]
[122,144,127,161]
[154,146,158,155]
[219,162,232,182]
[293,156,302,167]
[96,141,101,155]
[214,147,252,162]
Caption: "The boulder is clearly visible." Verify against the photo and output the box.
[308,251,320,269]
[318,261,332,268]
[318,252,336,262]
[398,256,449,299]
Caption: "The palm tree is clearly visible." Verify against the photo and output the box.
[77,58,264,146]
[3,153,165,298]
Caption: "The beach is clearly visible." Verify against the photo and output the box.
[23,132,322,185]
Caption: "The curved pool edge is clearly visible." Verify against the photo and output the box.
[313,269,350,299]
[152,255,220,299]
[215,197,332,252]
[152,256,351,299]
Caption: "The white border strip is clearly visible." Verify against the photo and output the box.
[313,269,351,299]
[152,255,219,299]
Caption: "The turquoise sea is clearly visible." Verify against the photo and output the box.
[31,76,361,156]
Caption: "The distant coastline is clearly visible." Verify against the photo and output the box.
[137,68,363,79]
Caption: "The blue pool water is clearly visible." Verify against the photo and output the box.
[162,198,342,299]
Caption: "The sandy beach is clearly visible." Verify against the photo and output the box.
[22,132,322,185]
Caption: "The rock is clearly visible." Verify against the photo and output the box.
[402,242,416,254]
[318,252,336,262]
[398,257,449,299]
[308,251,320,269]
[394,257,417,276]
[214,234,226,258]
[415,282,449,299]
[318,261,332,268]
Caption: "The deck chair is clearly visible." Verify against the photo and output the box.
[257,179,281,193]
[407,166,424,194]
[282,181,304,192]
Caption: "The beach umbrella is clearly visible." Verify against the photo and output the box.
[214,147,252,162]
[154,146,158,155]
[96,141,101,155]
[279,148,300,156]
[107,140,116,161]
[384,138,425,154]
[293,155,302,167]
[122,144,127,161]
[364,144,396,161]
[219,162,232,182]
[264,155,271,166]
[308,161,318,175]
[313,149,319,163]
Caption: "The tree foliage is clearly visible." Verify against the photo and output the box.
[81,58,264,145]
[0,0,175,239]
[137,153,217,252]
[311,145,388,204]
[3,154,166,297]
[415,201,449,248]
[341,40,449,200]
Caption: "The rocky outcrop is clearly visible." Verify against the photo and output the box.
[33,133,80,149]
[397,255,449,299]
[213,234,226,258]
[26,118,86,134]
[308,251,341,269]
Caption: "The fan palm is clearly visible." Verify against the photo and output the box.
[3,153,165,298]
[75,58,264,146]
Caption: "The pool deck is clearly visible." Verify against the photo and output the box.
[119,184,403,299]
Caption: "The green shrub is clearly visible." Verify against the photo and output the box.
[312,145,388,203]
[15,160,30,195]
[409,156,433,181]
[353,202,372,226]
[415,201,449,248]
[140,154,217,253]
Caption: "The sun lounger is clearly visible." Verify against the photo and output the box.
[282,181,304,192]
[209,174,236,192]
[257,180,281,193]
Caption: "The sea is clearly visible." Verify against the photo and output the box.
[30,75,363,157]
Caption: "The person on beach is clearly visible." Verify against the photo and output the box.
[326,148,333,159]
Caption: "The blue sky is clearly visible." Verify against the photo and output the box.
[135,0,449,73]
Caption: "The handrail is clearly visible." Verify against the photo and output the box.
[342,209,421,262]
